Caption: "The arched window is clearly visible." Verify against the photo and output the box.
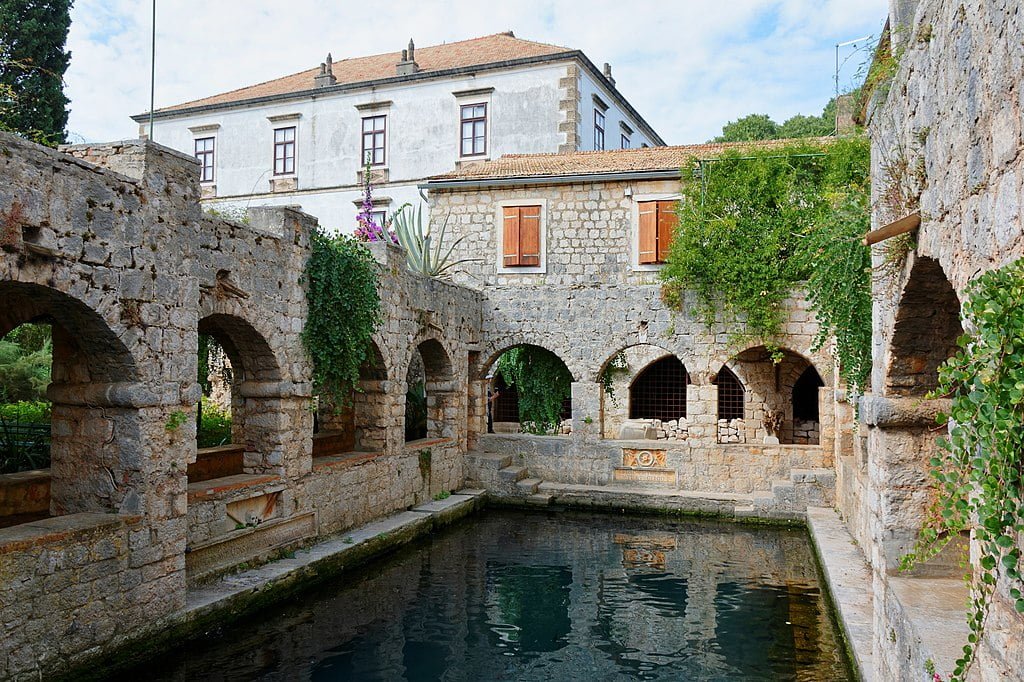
[717,366,744,421]
[629,356,687,421]
[792,366,824,423]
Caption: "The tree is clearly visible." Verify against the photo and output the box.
[713,114,780,143]
[712,97,852,143]
[0,0,73,145]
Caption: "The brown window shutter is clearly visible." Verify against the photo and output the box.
[656,200,679,263]
[638,201,658,264]
[518,206,541,266]
[503,206,521,267]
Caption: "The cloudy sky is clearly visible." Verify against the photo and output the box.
[65,0,887,145]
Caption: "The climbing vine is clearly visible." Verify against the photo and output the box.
[497,346,572,434]
[302,229,381,405]
[660,137,872,393]
[901,259,1024,681]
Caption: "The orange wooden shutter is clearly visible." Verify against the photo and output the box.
[656,200,679,263]
[519,206,541,266]
[638,201,658,264]
[503,206,520,266]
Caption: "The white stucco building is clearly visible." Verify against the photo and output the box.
[133,32,664,232]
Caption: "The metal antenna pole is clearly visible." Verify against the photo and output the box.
[148,0,155,140]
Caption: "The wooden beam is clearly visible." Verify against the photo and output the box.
[863,211,921,246]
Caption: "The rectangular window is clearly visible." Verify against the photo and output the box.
[460,103,487,157]
[194,137,215,182]
[621,134,631,149]
[502,205,541,267]
[273,126,296,176]
[361,115,386,166]
[370,210,388,227]
[638,200,678,265]
[594,109,605,150]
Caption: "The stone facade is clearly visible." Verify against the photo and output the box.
[0,132,481,679]
[426,171,837,507]
[834,1,1024,679]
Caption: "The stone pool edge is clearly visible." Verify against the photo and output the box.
[54,490,487,682]
[806,506,875,682]
[56,492,873,682]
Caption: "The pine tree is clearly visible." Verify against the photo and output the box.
[0,0,73,145]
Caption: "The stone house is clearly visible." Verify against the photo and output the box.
[422,143,838,499]
[132,32,662,231]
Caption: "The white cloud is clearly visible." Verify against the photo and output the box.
[65,0,887,144]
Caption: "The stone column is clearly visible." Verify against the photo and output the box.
[817,385,835,464]
[570,381,601,440]
[861,393,953,572]
[687,381,718,443]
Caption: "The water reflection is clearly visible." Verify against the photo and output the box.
[116,510,850,681]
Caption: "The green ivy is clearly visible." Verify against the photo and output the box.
[660,137,872,393]
[901,259,1024,681]
[497,346,572,434]
[303,229,382,406]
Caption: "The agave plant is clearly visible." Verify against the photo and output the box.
[391,203,476,277]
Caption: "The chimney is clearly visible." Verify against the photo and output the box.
[603,63,615,87]
[397,38,419,76]
[314,53,336,88]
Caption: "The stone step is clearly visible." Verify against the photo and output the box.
[733,505,758,518]
[466,451,513,471]
[497,465,528,484]
[525,493,553,506]
[516,478,542,495]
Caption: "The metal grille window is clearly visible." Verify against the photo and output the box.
[194,137,215,183]
[460,103,487,156]
[594,109,605,150]
[273,126,296,175]
[717,366,745,421]
[629,356,688,420]
[361,115,386,166]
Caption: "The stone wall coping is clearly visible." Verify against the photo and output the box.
[186,473,283,503]
[859,394,950,428]
[402,437,457,451]
[310,450,385,472]
[195,444,246,457]
[0,468,51,485]
[0,512,141,555]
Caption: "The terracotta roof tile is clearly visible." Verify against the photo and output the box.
[428,138,835,182]
[158,32,572,113]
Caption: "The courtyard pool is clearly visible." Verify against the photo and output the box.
[117,510,851,681]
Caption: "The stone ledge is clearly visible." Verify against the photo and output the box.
[806,506,874,681]
[0,512,141,554]
[186,474,283,503]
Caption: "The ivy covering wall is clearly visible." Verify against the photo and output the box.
[660,137,872,393]
[497,346,572,434]
[303,230,382,405]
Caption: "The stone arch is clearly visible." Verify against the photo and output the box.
[406,336,458,442]
[480,336,581,382]
[313,339,391,455]
[885,256,962,397]
[725,346,826,445]
[628,356,689,421]
[198,312,286,474]
[482,343,574,435]
[0,281,144,518]
[716,366,745,421]
[597,343,688,440]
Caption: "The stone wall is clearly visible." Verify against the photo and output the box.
[838,1,1024,679]
[0,133,482,678]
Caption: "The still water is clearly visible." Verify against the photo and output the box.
[119,510,851,681]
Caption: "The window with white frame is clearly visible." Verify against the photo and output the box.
[194,137,215,182]
[621,134,631,149]
[362,115,386,166]
[594,109,606,150]
[273,126,296,176]
[460,103,487,157]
